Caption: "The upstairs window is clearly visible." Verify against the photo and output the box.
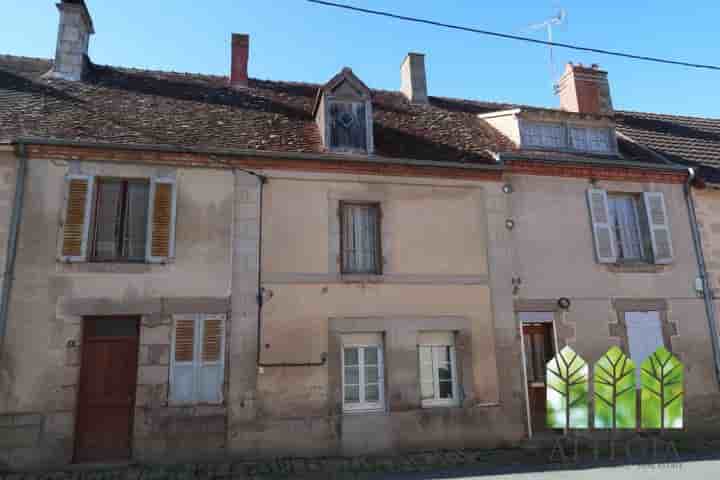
[329,102,368,152]
[61,174,177,264]
[340,202,382,275]
[91,179,149,262]
[587,189,673,265]
[520,121,614,154]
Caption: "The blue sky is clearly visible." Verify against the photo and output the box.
[3,1,719,117]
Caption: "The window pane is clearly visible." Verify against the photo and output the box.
[123,181,149,260]
[364,347,378,365]
[439,380,453,399]
[342,204,379,274]
[609,196,645,260]
[438,364,452,381]
[365,384,379,402]
[86,317,138,337]
[419,346,433,366]
[344,348,359,366]
[365,365,378,383]
[439,346,452,363]
[344,385,360,403]
[93,180,123,259]
[344,366,359,385]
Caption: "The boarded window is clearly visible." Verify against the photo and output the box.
[340,202,381,274]
[329,101,368,151]
[90,179,149,262]
[170,314,226,404]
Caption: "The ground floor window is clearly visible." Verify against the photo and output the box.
[418,331,458,407]
[170,313,226,404]
[342,333,384,412]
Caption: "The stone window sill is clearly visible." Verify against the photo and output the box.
[339,274,384,284]
[57,262,172,274]
[606,263,669,274]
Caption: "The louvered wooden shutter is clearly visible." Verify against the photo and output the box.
[642,192,674,264]
[197,314,226,403]
[170,314,196,403]
[61,175,94,262]
[587,189,617,264]
[146,177,177,263]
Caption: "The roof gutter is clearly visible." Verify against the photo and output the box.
[685,167,720,385]
[0,142,28,351]
[13,137,504,172]
[499,152,689,172]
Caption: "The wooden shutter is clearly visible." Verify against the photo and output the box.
[146,177,177,263]
[642,192,674,264]
[170,315,196,403]
[197,314,226,403]
[586,189,617,264]
[61,174,94,262]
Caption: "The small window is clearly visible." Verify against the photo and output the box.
[570,127,612,153]
[340,202,382,275]
[170,314,226,404]
[329,101,368,152]
[521,122,565,149]
[608,194,651,262]
[90,178,149,262]
[342,342,384,412]
[419,333,459,407]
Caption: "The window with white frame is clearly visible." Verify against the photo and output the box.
[521,122,564,149]
[342,334,384,412]
[570,127,612,153]
[170,314,226,404]
[418,332,459,407]
[608,194,650,262]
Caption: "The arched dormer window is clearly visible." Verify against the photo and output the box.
[314,67,374,154]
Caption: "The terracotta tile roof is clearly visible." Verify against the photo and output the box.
[0,55,515,164]
[1,54,712,172]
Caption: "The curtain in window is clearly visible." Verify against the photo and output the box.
[609,196,644,260]
[124,181,149,260]
[342,204,379,274]
[93,180,123,260]
[330,102,367,151]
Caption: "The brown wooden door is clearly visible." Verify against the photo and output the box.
[75,317,139,463]
[522,323,555,433]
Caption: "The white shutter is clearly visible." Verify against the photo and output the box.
[626,311,665,385]
[197,314,226,403]
[170,314,197,403]
[642,192,673,264]
[587,189,617,263]
[60,174,94,262]
[146,177,177,263]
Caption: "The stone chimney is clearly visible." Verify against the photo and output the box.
[401,53,428,104]
[230,33,249,89]
[557,62,613,115]
[47,0,95,81]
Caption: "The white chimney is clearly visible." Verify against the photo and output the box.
[47,0,95,81]
[401,53,428,104]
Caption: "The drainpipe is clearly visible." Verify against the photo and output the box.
[0,142,28,350]
[685,167,720,385]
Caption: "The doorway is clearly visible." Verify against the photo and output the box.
[520,312,557,435]
[74,316,140,463]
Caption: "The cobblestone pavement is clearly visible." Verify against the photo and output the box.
[3,438,720,480]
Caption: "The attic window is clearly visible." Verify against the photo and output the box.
[520,121,615,154]
[329,102,368,152]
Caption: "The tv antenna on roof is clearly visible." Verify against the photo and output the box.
[527,7,567,89]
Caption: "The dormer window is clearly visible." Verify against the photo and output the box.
[314,67,374,154]
[520,121,615,154]
[329,102,367,151]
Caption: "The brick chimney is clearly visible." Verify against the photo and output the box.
[401,53,428,104]
[557,63,613,115]
[230,33,249,89]
[47,0,95,81]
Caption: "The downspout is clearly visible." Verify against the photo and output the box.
[685,167,720,385]
[253,173,326,368]
[0,142,28,350]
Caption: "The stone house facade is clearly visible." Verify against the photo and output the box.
[0,0,719,469]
